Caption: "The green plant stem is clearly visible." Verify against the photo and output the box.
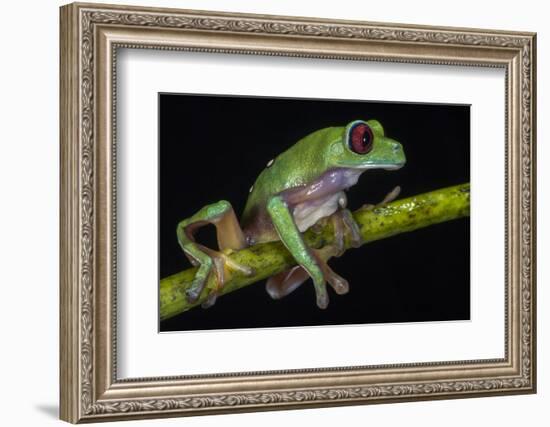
[160,183,470,321]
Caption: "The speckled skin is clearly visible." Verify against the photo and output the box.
[177,119,405,308]
[241,120,404,243]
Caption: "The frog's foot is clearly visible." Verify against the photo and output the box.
[307,209,364,307]
[361,185,401,210]
[265,209,360,308]
[380,185,401,204]
[266,261,346,309]
[331,208,363,251]
[186,245,254,304]
[265,241,350,308]
[177,200,254,307]
[313,236,351,294]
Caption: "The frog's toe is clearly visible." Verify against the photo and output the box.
[186,269,220,306]
[185,259,213,303]
[327,272,349,295]
[360,186,401,212]
[309,246,350,307]
[201,292,218,309]
[224,255,255,277]
[187,249,254,307]
[337,209,363,249]
[186,287,201,303]
[316,290,329,310]
[381,185,401,204]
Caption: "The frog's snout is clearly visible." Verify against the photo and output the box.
[388,140,406,170]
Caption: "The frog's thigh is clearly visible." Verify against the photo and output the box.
[177,200,251,305]
[211,203,247,251]
[266,266,309,299]
[182,200,247,253]
[265,245,349,301]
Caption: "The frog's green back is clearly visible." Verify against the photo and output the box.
[241,126,342,223]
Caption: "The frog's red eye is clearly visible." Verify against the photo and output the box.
[349,123,374,155]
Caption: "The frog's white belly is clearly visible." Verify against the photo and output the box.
[292,191,346,232]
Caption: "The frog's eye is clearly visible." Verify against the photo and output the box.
[349,123,374,155]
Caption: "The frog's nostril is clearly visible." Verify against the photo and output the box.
[392,143,400,152]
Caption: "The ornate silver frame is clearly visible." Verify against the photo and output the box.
[60,2,536,423]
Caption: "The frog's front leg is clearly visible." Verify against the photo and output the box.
[362,185,401,210]
[176,200,253,307]
[266,195,337,309]
[266,208,362,304]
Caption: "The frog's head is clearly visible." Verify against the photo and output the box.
[326,119,405,171]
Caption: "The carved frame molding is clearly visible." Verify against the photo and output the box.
[60,2,536,423]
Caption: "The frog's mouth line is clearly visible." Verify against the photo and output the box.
[383,162,406,171]
[344,162,405,171]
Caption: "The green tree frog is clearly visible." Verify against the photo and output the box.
[177,119,405,309]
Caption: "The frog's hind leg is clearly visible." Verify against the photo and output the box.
[310,208,363,296]
[265,248,349,303]
[176,200,253,307]
[362,185,401,210]
[380,185,401,205]
[266,266,309,300]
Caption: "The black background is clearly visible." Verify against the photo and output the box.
[159,94,470,332]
